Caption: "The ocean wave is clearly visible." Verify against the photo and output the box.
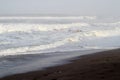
[0,26,120,56]
[0,36,80,56]
[93,21,120,26]
[0,16,97,20]
[1,21,120,34]
[0,23,89,34]
[0,16,120,56]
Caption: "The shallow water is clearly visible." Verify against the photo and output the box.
[0,49,104,78]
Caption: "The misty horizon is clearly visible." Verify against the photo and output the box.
[0,0,120,16]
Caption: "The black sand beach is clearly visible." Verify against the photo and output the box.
[0,49,120,80]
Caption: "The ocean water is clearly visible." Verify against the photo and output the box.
[0,16,120,77]
[0,16,120,56]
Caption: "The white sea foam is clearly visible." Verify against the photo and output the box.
[0,16,97,20]
[0,16,120,56]
[0,23,88,34]
[0,37,79,56]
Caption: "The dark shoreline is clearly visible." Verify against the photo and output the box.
[1,49,120,80]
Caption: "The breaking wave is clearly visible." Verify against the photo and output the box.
[0,23,88,34]
[0,16,97,20]
[0,16,120,56]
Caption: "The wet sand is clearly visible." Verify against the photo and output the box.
[0,49,120,80]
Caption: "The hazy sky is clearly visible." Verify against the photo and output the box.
[0,0,120,15]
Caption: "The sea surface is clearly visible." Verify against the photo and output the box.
[0,16,120,77]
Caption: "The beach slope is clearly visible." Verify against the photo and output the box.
[1,49,120,80]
